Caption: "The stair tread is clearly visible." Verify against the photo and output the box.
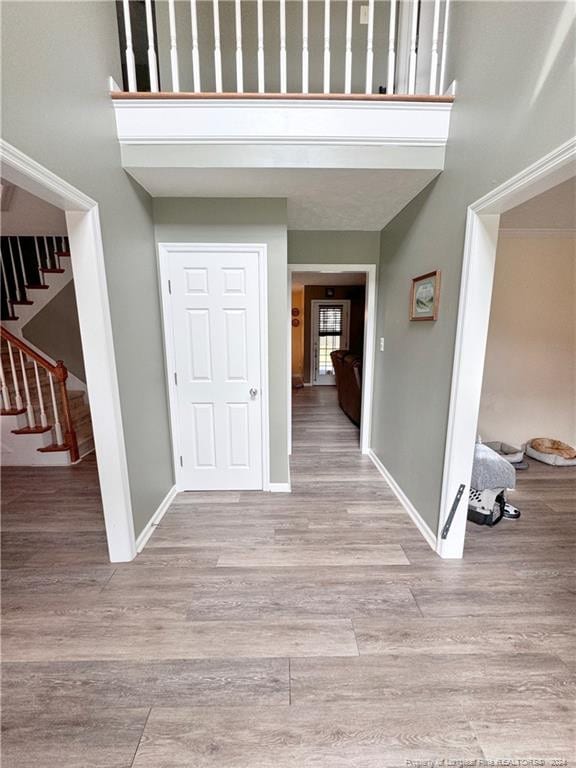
[12,425,52,435]
[38,443,69,453]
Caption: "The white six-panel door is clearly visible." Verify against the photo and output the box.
[161,244,266,490]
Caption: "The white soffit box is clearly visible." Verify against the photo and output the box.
[113,99,452,149]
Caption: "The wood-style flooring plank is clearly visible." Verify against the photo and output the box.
[131,703,483,767]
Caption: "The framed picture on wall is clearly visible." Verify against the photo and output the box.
[410,270,441,321]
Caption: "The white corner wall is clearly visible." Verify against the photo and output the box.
[478,236,576,447]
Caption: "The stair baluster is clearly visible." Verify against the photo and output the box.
[47,371,64,445]
[0,355,11,411]
[7,341,24,411]
[32,360,48,428]
[7,238,25,303]
[16,238,29,291]
[18,348,35,428]
[34,237,46,286]
[1,259,15,319]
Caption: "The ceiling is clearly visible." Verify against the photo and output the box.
[500,176,576,230]
[0,179,67,235]
[127,167,439,230]
[292,271,366,287]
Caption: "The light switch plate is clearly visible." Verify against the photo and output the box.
[360,5,369,24]
[380,337,385,352]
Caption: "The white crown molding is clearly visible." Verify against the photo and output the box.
[118,136,446,147]
[499,227,576,239]
[368,449,437,551]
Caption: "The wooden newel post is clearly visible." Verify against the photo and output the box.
[55,360,79,462]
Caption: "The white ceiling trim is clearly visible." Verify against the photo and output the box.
[499,227,576,239]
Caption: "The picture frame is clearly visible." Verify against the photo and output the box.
[410,270,441,321]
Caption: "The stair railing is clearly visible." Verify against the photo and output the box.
[0,326,79,462]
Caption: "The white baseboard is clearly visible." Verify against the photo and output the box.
[269,482,292,493]
[135,484,178,553]
[368,449,437,551]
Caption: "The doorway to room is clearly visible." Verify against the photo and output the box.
[287,264,377,457]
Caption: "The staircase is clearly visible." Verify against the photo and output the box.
[1,235,94,466]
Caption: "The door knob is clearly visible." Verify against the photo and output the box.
[249,387,258,399]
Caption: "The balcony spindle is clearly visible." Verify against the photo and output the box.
[18,349,35,428]
[302,0,309,94]
[280,0,287,93]
[0,355,11,411]
[323,0,331,94]
[387,0,397,94]
[144,0,159,92]
[344,0,353,94]
[33,360,48,428]
[257,0,265,93]
[168,0,180,92]
[7,342,23,411]
[122,0,137,92]
[428,0,441,94]
[212,0,223,93]
[190,0,202,92]
[364,0,374,93]
[439,0,451,95]
[234,0,244,92]
[7,238,24,303]
[408,0,419,95]
[48,371,64,445]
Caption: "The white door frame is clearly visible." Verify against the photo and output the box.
[310,298,351,385]
[158,242,270,491]
[437,136,576,559]
[287,263,377,455]
[0,139,136,562]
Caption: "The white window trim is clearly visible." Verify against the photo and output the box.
[157,242,271,491]
[310,299,351,385]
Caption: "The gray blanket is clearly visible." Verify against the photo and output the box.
[471,443,516,491]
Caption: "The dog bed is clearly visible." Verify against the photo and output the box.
[526,438,576,467]
[484,441,525,465]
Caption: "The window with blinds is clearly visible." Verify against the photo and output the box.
[317,305,343,375]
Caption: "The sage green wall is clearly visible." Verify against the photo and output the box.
[288,231,380,265]
[1,1,174,537]
[153,198,290,485]
[23,282,86,383]
[372,1,576,533]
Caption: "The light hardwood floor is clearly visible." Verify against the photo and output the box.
[2,386,575,766]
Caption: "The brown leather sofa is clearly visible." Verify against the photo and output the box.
[331,350,362,426]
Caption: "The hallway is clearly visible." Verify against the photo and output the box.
[1,388,574,766]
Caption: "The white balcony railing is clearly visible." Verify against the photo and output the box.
[118,0,452,97]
